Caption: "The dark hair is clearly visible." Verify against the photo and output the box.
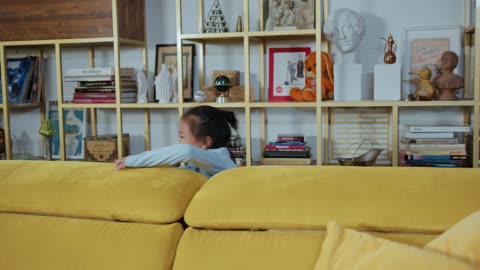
[182,105,238,149]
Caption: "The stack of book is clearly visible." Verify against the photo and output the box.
[227,135,246,166]
[5,56,45,104]
[261,134,313,165]
[64,67,138,104]
[401,125,470,167]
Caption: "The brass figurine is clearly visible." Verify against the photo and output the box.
[382,34,397,64]
[409,67,435,101]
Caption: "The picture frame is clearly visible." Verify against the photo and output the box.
[401,25,463,100]
[263,0,315,31]
[268,47,311,101]
[47,100,87,160]
[155,44,195,101]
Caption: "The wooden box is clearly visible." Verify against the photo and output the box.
[84,134,130,162]
[210,70,241,86]
[203,85,254,102]
[0,0,145,41]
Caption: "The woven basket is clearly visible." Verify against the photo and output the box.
[336,140,384,166]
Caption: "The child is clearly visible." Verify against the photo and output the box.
[115,105,239,178]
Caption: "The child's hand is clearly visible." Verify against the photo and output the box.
[115,159,126,171]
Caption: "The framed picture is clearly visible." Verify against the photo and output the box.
[263,0,315,31]
[155,44,195,100]
[47,100,87,160]
[268,47,311,101]
[401,25,463,99]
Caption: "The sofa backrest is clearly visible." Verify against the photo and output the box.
[0,160,207,270]
[173,166,480,270]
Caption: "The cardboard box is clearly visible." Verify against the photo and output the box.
[84,134,130,162]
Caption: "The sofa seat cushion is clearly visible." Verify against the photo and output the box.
[185,166,480,233]
[0,212,183,270]
[172,228,437,270]
[0,160,206,224]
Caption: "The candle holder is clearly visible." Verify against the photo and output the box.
[38,120,56,160]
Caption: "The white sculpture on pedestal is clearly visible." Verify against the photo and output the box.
[323,8,366,64]
[155,63,172,103]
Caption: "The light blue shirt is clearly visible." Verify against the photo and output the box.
[124,144,236,178]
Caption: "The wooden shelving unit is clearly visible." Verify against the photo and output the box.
[172,0,480,168]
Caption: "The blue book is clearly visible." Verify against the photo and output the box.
[6,57,35,104]
[267,141,306,146]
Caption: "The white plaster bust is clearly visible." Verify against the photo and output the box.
[324,8,366,64]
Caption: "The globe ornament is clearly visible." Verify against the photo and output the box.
[214,75,232,103]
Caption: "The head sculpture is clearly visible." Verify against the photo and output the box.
[324,8,366,64]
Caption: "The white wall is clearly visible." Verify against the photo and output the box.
[6,0,466,160]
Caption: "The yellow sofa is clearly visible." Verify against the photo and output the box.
[1,161,479,270]
[0,160,206,270]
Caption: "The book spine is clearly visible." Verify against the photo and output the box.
[277,135,305,142]
[260,157,313,165]
[263,152,311,158]
[265,145,306,150]
[73,98,116,103]
[405,154,467,160]
[73,92,116,99]
[404,132,454,139]
[408,126,472,133]
[77,80,115,87]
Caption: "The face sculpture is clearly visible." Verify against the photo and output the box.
[335,12,362,53]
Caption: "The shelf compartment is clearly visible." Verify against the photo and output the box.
[250,102,316,108]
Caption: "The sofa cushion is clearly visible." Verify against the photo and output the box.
[173,227,324,270]
[0,212,183,270]
[185,166,480,233]
[425,210,480,266]
[0,160,206,224]
[313,222,476,270]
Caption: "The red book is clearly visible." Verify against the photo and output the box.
[277,134,305,142]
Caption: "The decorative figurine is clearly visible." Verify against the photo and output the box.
[214,75,232,103]
[264,0,283,31]
[236,16,243,32]
[382,34,397,64]
[409,67,436,101]
[155,63,172,103]
[38,120,56,160]
[324,8,366,64]
[432,50,464,101]
[203,0,229,33]
[136,65,149,103]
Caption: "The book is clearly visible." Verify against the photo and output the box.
[404,132,455,139]
[407,143,465,151]
[72,97,137,103]
[64,67,135,77]
[263,149,311,158]
[277,133,305,142]
[408,126,472,133]
[405,154,467,161]
[74,87,138,93]
[265,144,307,150]
[73,91,138,99]
[400,137,460,144]
[76,79,137,87]
[6,57,36,104]
[260,157,313,165]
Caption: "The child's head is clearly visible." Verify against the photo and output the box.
[179,105,238,149]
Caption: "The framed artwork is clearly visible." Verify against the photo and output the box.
[47,100,87,160]
[268,47,311,101]
[155,44,195,100]
[263,0,315,31]
[401,25,463,99]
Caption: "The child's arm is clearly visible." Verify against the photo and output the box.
[122,144,235,174]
